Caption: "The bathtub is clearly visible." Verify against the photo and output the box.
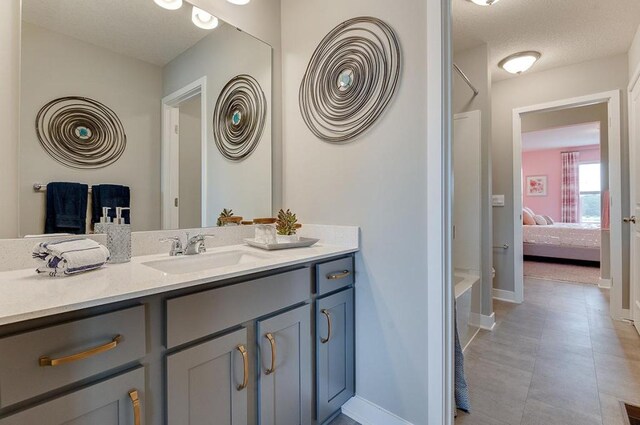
[455,270,481,351]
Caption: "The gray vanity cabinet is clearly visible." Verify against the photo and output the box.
[0,367,144,425]
[257,304,312,425]
[166,328,249,425]
[316,289,355,424]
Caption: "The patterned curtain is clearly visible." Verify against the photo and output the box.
[561,151,580,223]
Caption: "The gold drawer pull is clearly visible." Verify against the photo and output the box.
[327,270,351,280]
[320,309,332,344]
[265,333,276,375]
[236,345,249,391]
[129,389,141,425]
[39,335,122,367]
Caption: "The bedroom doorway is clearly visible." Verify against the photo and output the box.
[511,91,626,320]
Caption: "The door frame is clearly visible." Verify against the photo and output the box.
[628,64,640,330]
[511,90,626,319]
[161,77,208,229]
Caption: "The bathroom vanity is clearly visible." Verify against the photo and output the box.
[0,242,356,425]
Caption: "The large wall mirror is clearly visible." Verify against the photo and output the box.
[19,0,272,237]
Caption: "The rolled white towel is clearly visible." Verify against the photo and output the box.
[33,238,110,277]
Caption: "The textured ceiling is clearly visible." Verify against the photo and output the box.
[522,122,600,152]
[22,0,227,66]
[453,0,640,81]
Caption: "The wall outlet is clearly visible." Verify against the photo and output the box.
[492,195,505,207]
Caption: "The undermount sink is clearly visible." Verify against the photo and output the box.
[143,250,273,275]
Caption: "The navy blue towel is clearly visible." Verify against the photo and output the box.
[455,307,471,413]
[91,184,130,225]
[45,182,88,234]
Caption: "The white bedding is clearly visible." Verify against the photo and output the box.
[523,223,601,248]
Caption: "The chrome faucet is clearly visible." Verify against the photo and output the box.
[160,236,184,256]
[184,233,214,255]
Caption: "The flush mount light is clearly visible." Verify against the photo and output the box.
[498,51,541,74]
[153,0,183,10]
[227,0,251,4]
[468,0,501,6]
[192,6,219,30]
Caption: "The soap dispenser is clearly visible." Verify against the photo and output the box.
[94,207,112,234]
[106,207,131,263]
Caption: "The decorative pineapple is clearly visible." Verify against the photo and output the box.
[217,208,234,227]
[276,209,298,236]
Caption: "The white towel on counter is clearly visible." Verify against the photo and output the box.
[33,238,110,277]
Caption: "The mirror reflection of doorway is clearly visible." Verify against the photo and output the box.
[177,94,202,229]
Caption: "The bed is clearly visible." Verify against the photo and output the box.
[523,223,601,262]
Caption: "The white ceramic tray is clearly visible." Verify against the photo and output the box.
[244,237,320,251]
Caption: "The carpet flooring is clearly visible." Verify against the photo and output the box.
[524,260,600,284]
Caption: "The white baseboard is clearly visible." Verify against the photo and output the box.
[493,288,518,303]
[473,312,496,331]
[341,396,413,425]
[598,278,612,289]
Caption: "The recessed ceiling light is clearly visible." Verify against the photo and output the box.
[153,0,183,10]
[227,0,251,4]
[468,0,501,6]
[192,6,219,30]
[498,51,541,74]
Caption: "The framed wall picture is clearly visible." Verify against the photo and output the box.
[526,175,547,196]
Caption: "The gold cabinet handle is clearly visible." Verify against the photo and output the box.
[327,270,351,280]
[320,309,332,344]
[129,389,141,425]
[39,335,122,367]
[265,333,276,375]
[236,345,249,391]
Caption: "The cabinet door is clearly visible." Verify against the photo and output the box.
[257,304,312,425]
[316,289,355,424]
[0,367,144,425]
[166,328,248,425]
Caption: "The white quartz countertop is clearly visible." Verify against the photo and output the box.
[0,242,358,326]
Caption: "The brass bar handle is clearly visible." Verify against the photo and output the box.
[129,389,141,425]
[320,309,332,344]
[327,270,351,280]
[39,335,122,367]
[236,345,249,391]
[265,333,276,375]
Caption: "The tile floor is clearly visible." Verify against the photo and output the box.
[456,277,640,425]
[329,414,360,425]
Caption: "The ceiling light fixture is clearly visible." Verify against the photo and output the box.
[227,0,251,5]
[468,0,501,6]
[498,51,541,74]
[153,0,183,10]
[192,6,219,30]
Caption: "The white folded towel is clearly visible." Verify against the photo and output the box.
[33,238,110,277]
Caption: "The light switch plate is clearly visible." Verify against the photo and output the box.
[492,195,505,207]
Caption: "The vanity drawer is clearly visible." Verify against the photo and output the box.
[316,257,355,296]
[0,305,146,408]
[165,267,311,348]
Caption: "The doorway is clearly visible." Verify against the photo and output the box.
[511,91,625,319]
[161,77,208,230]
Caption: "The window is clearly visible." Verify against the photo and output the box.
[579,162,601,224]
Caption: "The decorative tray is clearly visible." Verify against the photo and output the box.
[244,237,320,251]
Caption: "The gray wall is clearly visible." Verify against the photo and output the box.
[163,23,272,225]
[178,95,202,229]
[630,24,640,76]
[492,53,630,308]
[0,0,20,238]
[453,44,493,317]
[522,104,611,279]
[20,23,163,235]
[281,0,431,422]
